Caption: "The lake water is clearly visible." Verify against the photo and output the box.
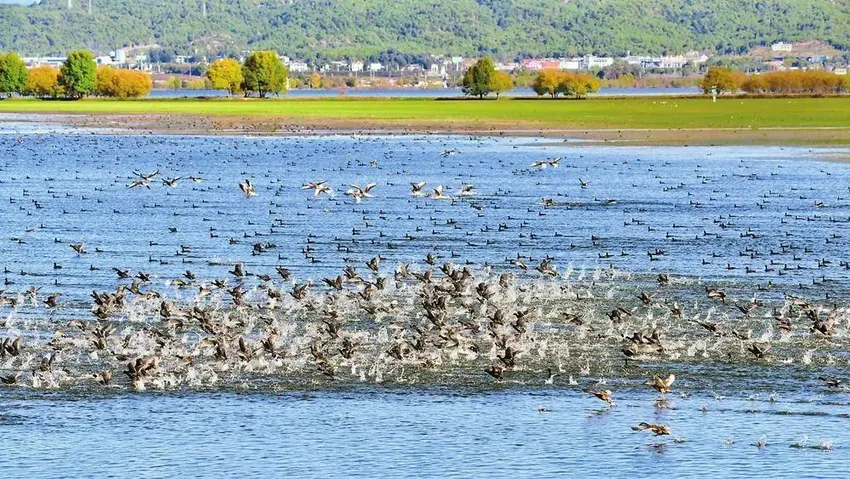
[0,122,848,477]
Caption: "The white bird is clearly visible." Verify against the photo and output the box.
[410,182,426,196]
[345,183,377,203]
[301,181,333,197]
[430,185,448,200]
[239,179,256,197]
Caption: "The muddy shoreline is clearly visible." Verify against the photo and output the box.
[3,112,850,147]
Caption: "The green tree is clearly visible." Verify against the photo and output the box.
[241,51,288,98]
[462,57,495,99]
[0,52,28,98]
[489,70,513,98]
[59,50,97,99]
[206,58,244,95]
[700,67,739,94]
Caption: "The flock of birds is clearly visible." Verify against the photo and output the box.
[0,132,849,448]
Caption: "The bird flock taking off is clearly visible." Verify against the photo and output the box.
[0,133,849,449]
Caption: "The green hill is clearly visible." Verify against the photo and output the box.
[1,0,848,59]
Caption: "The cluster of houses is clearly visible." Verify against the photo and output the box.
[514,52,710,72]
[765,42,847,74]
[20,42,848,79]
[281,55,467,77]
[23,46,157,70]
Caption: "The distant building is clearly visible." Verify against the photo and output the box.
[288,61,309,73]
[368,62,383,72]
[428,63,446,76]
[835,67,848,75]
[771,42,793,53]
[583,55,614,69]
[113,49,127,65]
[523,59,561,71]
[765,60,786,71]
[685,51,709,64]
[329,60,348,72]
[350,61,364,73]
[659,55,686,69]
[23,57,66,68]
[495,62,519,72]
[95,56,114,66]
[559,59,580,70]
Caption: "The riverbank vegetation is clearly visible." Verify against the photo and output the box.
[0,49,155,99]
[701,66,850,95]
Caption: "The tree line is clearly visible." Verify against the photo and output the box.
[205,51,289,98]
[0,50,153,99]
[460,58,600,99]
[701,66,850,95]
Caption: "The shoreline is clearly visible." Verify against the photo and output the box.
[3,112,850,147]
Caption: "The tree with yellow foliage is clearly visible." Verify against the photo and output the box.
[96,66,152,98]
[26,65,61,98]
[309,71,322,89]
[489,71,513,98]
[531,69,561,98]
[557,72,600,98]
[700,67,739,94]
[206,58,243,95]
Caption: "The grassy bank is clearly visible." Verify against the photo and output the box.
[1,96,849,130]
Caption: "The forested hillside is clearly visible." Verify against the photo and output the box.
[1,0,848,59]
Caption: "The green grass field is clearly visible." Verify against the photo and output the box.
[0,96,849,130]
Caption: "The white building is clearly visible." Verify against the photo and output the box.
[495,62,519,72]
[368,62,383,72]
[660,55,686,69]
[329,60,348,72]
[835,67,848,76]
[23,57,66,68]
[771,42,793,53]
[350,61,364,73]
[288,61,310,73]
[559,59,580,70]
[685,51,709,64]
[95,56,114,66]
[583,55,614,69]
